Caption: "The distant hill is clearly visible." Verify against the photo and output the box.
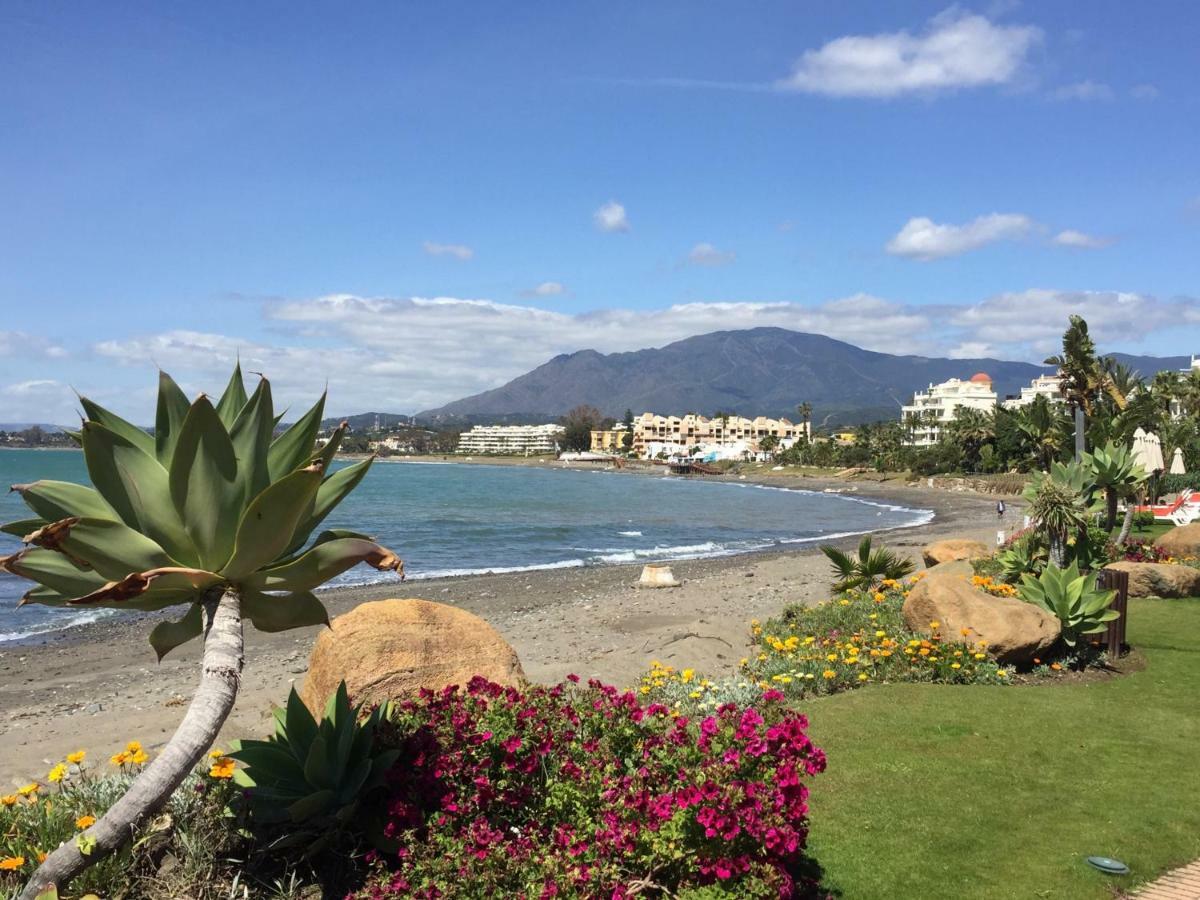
[318,412,417,432]
[0,423,68,433]
[413,328,1191,428]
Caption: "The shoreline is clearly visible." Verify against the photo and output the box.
[0,471,1017,784]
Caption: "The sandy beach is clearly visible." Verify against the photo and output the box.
[0,471,1019,785]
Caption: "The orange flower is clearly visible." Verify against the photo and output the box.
[209,757,236,779]
[0,856,24,871]
[1050,663,1062,671]
[76,814,96,829]
[66,750,86,765]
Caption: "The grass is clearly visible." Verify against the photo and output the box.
[801,597,1200,899]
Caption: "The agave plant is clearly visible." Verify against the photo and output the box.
[1084,441,1148,532]
[1021,461,1102,568]
[1,366,402,900]
[229,682,399,855]
[820,535,914,592]
[1018,561,1118,648]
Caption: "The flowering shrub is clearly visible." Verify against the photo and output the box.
[736,577,1010,698]
[971,574,1019,598]
[1114,541,1170,564]
[0,741,238,896]
[361,676,827,899]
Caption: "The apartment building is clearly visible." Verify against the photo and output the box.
[456,423,564,455]
[901,373,997,446]
[629,412,808,458]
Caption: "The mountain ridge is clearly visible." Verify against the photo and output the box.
[411,328,1191,428]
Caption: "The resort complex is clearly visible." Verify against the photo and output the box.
[900,373,999,446]
[593,412,810,460]
[456,423,564,455]
[1001,373,1066,410]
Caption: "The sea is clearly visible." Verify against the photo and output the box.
[0,449,932,642]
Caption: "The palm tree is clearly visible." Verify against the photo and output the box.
[1022,461,1100,567]
[1015,395,1069,471]
[820,536,914,591]
[3,367,401,898]
[1044,316,1128,458]
[795,402,813,441]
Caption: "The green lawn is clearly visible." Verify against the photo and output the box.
[802,598,1200,899]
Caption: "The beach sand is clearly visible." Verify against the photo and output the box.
[0,472,1019,785]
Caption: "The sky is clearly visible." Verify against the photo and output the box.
[2,1,1199,424]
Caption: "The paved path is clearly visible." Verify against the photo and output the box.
[1135,860,1200,899]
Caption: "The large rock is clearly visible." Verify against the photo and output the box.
[924,559,976,579]
[921,539,991,569]
[902,572,1060,665]
[1105,561,1200,599]
[1154,523,1200,559]
[300,598,525,715]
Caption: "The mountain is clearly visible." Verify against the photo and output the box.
[318,412,416,432]
[415,328,1192,428]
[0,423,68,433]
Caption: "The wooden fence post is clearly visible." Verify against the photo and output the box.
[1096,568,1129,658]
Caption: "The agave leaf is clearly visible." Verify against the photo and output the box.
[227,742,308,782]
[66,567,221,606]
[148,603,204,661]
[1,517,45,538]
[241,588,330,633]
[19,585,72,607]
[25,517,175,581]
[285,457,375,556]
[229,378,275,509]
[314,422,348,469]
[154,371,191,463]
[78,395,155,456]
[215,362,250,428]
[288,789,336,823]
[367,749,401,789]
[243,538,402,593]
[11,481,117,522]
[269,392,326,481]
[82,421,199,566]
[1,548,109,598]
[285,688,319,760]
[169,397,241,571]
[223,464,325,580]
[303,736,334,790]
[341,757,373,803]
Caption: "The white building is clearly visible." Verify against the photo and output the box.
[631,413,808,459]
[901,373,998,447]
[456,423,564,455]
[1001,373,1064,410]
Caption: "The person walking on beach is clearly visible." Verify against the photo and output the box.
[996,499,1006,519]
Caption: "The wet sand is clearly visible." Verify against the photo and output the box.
[0,471,1019,785]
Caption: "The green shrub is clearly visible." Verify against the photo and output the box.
[229,683,399,855]
[1018,562,1118,648]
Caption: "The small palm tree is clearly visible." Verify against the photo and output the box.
[1,366,402,899]
[1084,441,1149,531]
[820,536,914,592]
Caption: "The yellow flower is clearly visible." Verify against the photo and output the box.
[0,856,24,871]
[208,757,236,780]
[874,630,886,638]
[111,751,130,767]
[974,653,986,660]
[125,740,142,754]
[76,814,96,829]
[929,621,940,629]
[857,673,869,681]
[680,669,694,683]
[0,795,17,807]
[822,669,836,679]
[130,749,149,766]
[839,599,851,606]
[17,783,39,797]
[66,750,86,765]
[951,663,961,670]
[47,763,68,784]
[826,653,837,662]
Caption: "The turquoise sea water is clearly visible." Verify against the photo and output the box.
[0,450,931,641]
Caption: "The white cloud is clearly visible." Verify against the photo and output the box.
[777,11,1041,98]
[886,213,1033,260]
[593,201,630,233]
[422,241,474,260]
[1049,80,1114,101]
[686,242,736,266]
[1052,229,1114,249]
[0,331,68,359]
[1130,83,1159,101]
[8,289,1197,424]
[523,281,568,297]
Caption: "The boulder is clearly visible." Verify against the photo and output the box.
[1104,561,1200,599]
[921,539,991,569]
[924,559,976,579]
[902,572,1060,665]
[1154,523,1200,559]
[300,598,525,715]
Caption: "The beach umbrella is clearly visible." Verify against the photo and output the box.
[1131,428,1152,473]
[1144,431,1165,473]
[1170,447,1187,475]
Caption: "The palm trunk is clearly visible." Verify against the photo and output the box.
[1105,487,1118,533]
[1049,531,1067,569]
[1116,503,1135,545]
[20,591,243,900]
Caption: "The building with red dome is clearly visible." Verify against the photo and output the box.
[901,373,999,446]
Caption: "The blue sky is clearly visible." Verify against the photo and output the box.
[2,1,1198,422]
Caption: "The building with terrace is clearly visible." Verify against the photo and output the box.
[901,373,998,446]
